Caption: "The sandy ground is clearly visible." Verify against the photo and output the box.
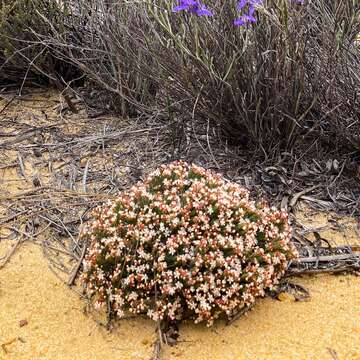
[0,91,360,360]
[0,241,155,360]
[1,236,359,360]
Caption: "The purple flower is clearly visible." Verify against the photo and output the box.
[249,0,263,14]
[172,0,303,26]
[234,0,263,27]
[237,0,263,10]
[234,14,257,27]
[172,0,213,17]
[237,0,248,10]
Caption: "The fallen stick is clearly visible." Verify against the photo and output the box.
[289,185,320,208]
[67,243,87,286]
[0,238,23,269]
[0,95,15,116]
[292,253,359,263]
[287,266,360,276]
[226,303,255,325]
[1,337,17,354]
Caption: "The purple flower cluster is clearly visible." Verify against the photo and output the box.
[234,0,263,27]
[172,0,305,27]
[172,0,213,17]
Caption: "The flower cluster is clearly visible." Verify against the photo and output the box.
[172,0,305,26]
[234,0,263,27]
[80,161,297,326]
[172,0,213,17]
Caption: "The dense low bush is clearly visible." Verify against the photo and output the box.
[80,162,297,325]
[46,0,360,151]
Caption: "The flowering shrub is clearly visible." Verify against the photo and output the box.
[48,0,360,152]
[173,0,213,17]
[80,162,297,326]
[172,0,305,26]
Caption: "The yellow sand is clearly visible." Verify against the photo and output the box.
[0,221,359,360]
[0,241,155,360]
[1,91,360,359]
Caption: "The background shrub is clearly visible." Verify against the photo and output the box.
[46,0,360,152]
[0,0,80,87]
[80,162,297,325]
